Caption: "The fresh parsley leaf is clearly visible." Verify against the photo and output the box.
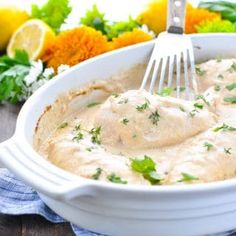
[158,86,173,96]
[217,74,224,80]
[118,98,128,104]
[136,102,149,111]
[179,106,186,112]
[204,142,213,151]
[194,103,204,109]
[189,109,199,117]
[195,66,206,76]
[224,147,232,155]
[228,61,236,73]
[196,95,210,106]
[106,16,139,40]
[107,173,127,184]
[224,96,236,103]
[58,122,68,129]
[214,84,221,92]
[213,123,236,132]
[90,126,101,144]
[131,155,162,185]
[178,172,199,182]
[226,83,236,91]
[72,132,84,142]
[31,0,72,32]
[87,102,101,108]
[111,92,120,98]
[80,5,107,35]
[149,110,160,125]
[121,118,129,125]
[92,168,103,180]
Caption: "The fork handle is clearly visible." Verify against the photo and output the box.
[167,0,187,34]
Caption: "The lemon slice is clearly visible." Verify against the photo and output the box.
[7,19,55,60]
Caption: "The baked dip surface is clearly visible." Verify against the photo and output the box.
[34,59,236,186]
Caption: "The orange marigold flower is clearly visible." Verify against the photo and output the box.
[185,6,220,33]
[42,26,111,70]
[111,29,153,50]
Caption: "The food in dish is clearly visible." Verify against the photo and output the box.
[34,58,236,186]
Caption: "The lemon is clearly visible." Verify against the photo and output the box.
[7,19,55,60]
[0,6,29,51]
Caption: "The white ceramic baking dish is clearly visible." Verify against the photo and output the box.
[1,34,236,236]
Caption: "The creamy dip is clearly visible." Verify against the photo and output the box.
[34,59,236,185]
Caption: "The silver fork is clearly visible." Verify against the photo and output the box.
[141,0,198,99]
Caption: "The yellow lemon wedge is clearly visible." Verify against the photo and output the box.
[7,19,55,60]
[0,6,29,51]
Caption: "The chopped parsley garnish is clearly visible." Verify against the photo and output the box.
[74,124,81,131]
[194,103,204,110]
[107,173,127,184]
[196,95,210,106]
[195,67,206,76]
[130,155,162,185]
[136,102,149,111]
[228,61,236,73]
[132,134,137,138]
[72,132,84,142]
[86,147,94,152]
[92,168,103,180]
[87,101,101,108]
[149,110,160,125]
[111,93,119,98]
[120,117,129,125]
[158,86,173,96]
[224,96,236,103]
[90,126,101,144]
[179,106,186,112]
[224,147,232,155]
[226,83,236,91]
[217,74,224,80]
[118,98,128,104]
[214,84,221,92]
[178,172,199,182]
[204,142,213,151]
[58,122,68,129]
[213,123,236,132]
[189,109,199,117]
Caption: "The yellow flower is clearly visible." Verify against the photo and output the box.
[111,29,153,50]
[137,0,168,34]
[185,5,220,33]
[42,26,111,70]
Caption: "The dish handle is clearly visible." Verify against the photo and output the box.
[0,137,96,201]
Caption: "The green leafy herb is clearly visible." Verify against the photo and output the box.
[111,92,120,98]
[86,147,93,152]
[80,5,107,35]
[118,98,128,104]
[213,123,236,132]
[58,122,68,129]
[121,117,129,125]
[189,109,199,117]
[107,173,127,184]
[149,110,160,125]
[179,106,186,112]
[31,0,72,32]
[106,16,140,40]
[196,95,210,106]
[178,172,199,182]
[224,96,236,103]
[194,103,204,109]
[204,142,213,151]
[228,61,236,73]
[195,67,206,76]
[198,1,236,23]
[87,102,101,108]
[0,50,31,104]
[90,126,101,144]
[224,147,232,155]
[136,102,149,111]
[214,84,221,92]
[217,74,224,80]
[72,132,84,142]
[226,83,236,91]
[158,86,173,96]
[92,168,103,180]
[74,124,81,131]
[130,155,162,185]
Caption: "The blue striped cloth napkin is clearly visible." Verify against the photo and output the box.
[0,168,236,236]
